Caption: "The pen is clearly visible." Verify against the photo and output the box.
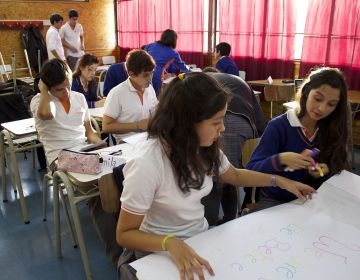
[109,149,122,155]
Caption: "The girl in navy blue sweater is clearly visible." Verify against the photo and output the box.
[247,67,349,208]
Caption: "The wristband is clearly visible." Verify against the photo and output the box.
[161,234,174,251]
[271,174,277,187]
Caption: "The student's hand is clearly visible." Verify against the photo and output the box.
[166,236,215,280]
[276,175,316,202]
[70,46,78,53]
[308,163,329,178]
[38,79,49,95]
[280,152,313,170]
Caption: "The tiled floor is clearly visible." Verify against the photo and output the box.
[1,147,359,280]
[0,153,117,280]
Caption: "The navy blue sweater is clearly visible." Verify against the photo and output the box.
[247,113,329,202]
[215,56,239,76]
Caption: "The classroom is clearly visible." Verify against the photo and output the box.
[1,1,360,279]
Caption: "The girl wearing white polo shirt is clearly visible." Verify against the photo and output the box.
[116,72,315,279]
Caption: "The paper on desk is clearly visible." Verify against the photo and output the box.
[131,202,360,280]
[131,171,360,280]
[122,132,148,146]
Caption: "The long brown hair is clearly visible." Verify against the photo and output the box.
[296,67,349,173]
[148,72,229,193]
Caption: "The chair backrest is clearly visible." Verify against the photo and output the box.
[241,137,260,168]
[102,56,116,65]
[96,69,107,97]
[241,137,260,205]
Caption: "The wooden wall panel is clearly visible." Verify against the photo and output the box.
[0,0,119,75]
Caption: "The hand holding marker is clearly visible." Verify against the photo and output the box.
[303,148,324,177]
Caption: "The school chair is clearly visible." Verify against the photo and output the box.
[96,69,107,97]
[238,137,260,216]
[264,85,295,118]
[43,123,103,280]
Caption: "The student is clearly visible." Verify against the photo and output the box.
[247,67,349,210]
[30,58,100,168]
[46,13,65,62]
[202,68,266,224]
[215,42,239,76]
[72,53,104,108]
[60,9,85,71]
[31,59,122,265]
[116,72,315,279]
[103,62,128,97]
[102,49,158,144]
[144,29,190,95]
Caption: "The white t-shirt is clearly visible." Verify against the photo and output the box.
[59,22,85,58]
[30,91,90,164]
[46,26,65,60]
[120,138,230,239]
[103,78,158,143]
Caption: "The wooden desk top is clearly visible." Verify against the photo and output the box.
[247,79,294,87]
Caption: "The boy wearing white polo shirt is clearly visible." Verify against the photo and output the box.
[102,49,158,144]
[46,14,66,62]
[30,59,100,169]
[60,9,85,71]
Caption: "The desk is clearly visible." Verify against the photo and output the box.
[52,143,135,280]
[89,107,104,121]
[248,79,295,118]
[0,117,42,223]
[131,170,360,280]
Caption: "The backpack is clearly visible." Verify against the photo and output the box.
[21,26,48,73]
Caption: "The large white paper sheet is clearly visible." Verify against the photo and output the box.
[131,172,360,280]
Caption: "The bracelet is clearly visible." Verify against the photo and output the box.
[271,174,277,187]
[161,234,174,251]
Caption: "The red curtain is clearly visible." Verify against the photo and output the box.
[218,0,296,81]
[116,0,205,67]
[300,0,360,90]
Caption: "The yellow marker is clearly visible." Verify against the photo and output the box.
[316,165,324,177]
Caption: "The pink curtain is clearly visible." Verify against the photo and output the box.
[300,0,360,90]
[116,0,205,67]
[218,0,296,81]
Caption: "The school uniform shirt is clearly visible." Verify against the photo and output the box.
[120,138,231,239]
[30,91,89,164]
[103,78,158,143]
[59,22,85,58]
[246,109,328,202]
[215,56,239,76]
[46,26,65,61]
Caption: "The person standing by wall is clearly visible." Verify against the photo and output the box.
[60,9,85,71]
[46,13,65,62]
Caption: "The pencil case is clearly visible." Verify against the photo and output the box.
[57,149,103,175]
